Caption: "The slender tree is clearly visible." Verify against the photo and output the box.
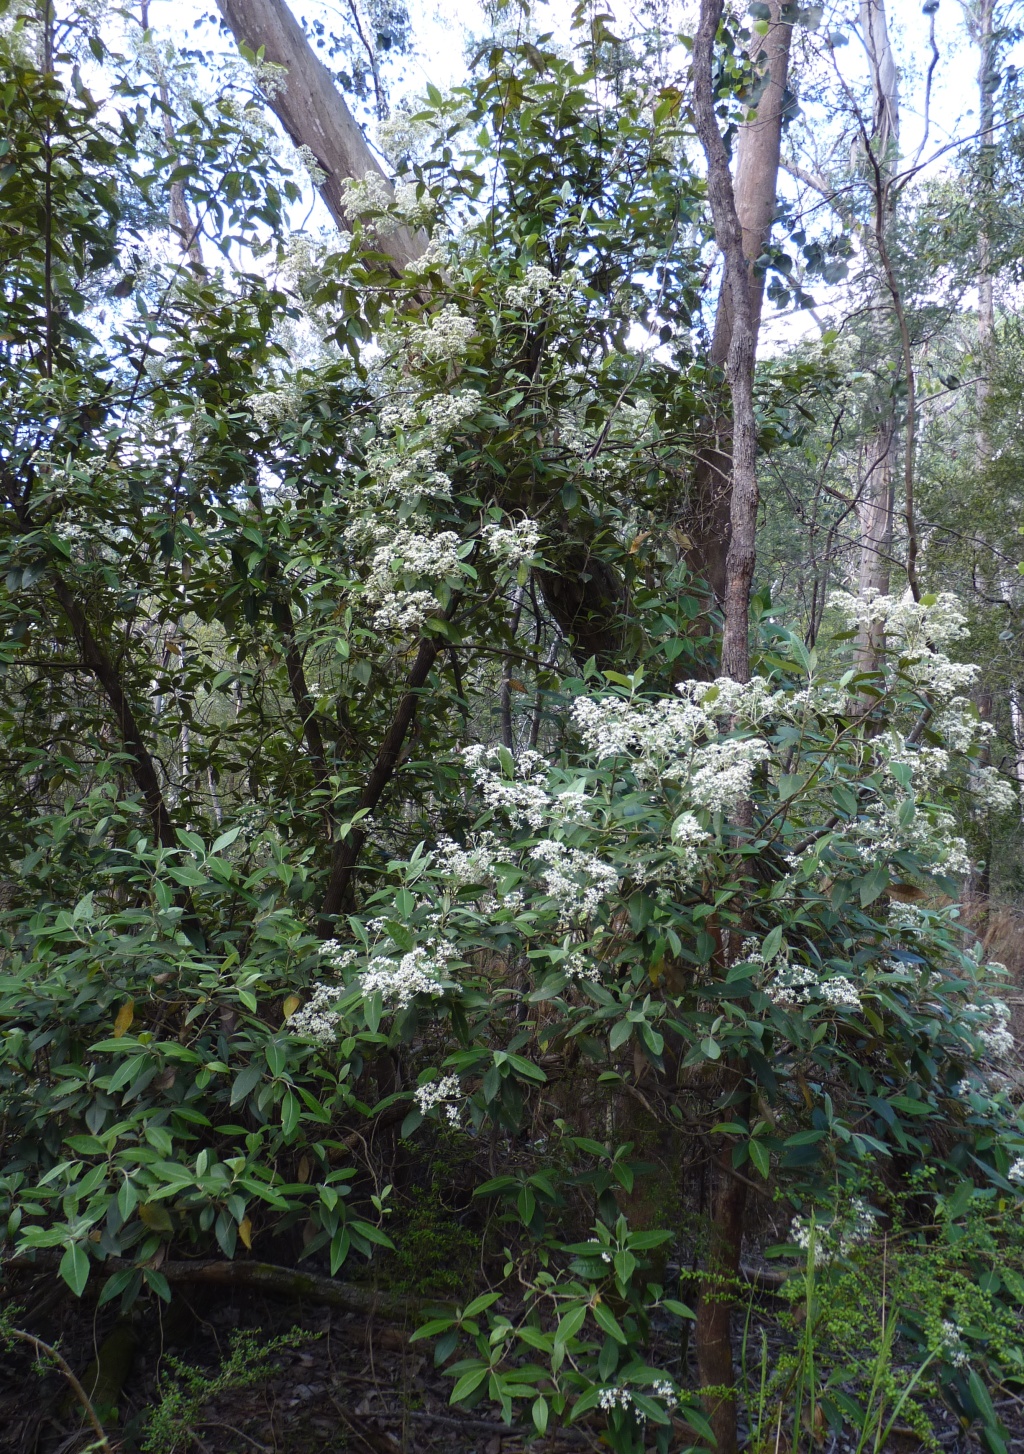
[686,0,794,605]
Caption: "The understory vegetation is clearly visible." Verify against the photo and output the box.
[2,0,1024,1450]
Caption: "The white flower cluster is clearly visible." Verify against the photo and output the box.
[482,517,541,569]
[977,998,1016,1062]
[832,589,970,653]
[372,589,438,635]
[971,765,1020,814]
[249,381,303,429]
[380,389,480,441]
[361,946,449,1008]
[571,686,768,808]
[790,1197,876,1265]
[847,784,973,879]
[433,833,499,887]
[651,1379,678,1410]
[461,745,551,829]
[292,143,326,187]
[598,1386,634,1413]
[830,590,976,700]
[357,390,479,508]
[689,739,770,813]
[340,169,396,224]
[376,110,433,166]
[319,938,361,973]
[414,1073,462,1125]
[936,1319,970,1369]
[669,812,712,875]
[559,950,602,982]
[505,265,556,312]
[393,180,435,228]
[530,839,618,921]
[371,527,462,582]
[289,982,344,1045]
[401,304,475,363]
[505,264,582,313]
[767,964,861,1010]
[359,527,462,634]
[1007,1157,1024,1184]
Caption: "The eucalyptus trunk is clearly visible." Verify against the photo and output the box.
[686,0,793,604]
[855,0,901,673]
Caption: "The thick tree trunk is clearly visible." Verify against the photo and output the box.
[685,0,792,603]
[214,0,424,272]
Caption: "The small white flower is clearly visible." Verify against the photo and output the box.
[598,1386,634,1413]
[481,517,541,569]
[651,1378,678,1409]
[360,946,449,1008]
[1007,1157,1024,1185]
[414,1074,462,1125]
[937,1319,970,1368]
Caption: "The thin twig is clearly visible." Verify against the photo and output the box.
[8,1327,112,1453]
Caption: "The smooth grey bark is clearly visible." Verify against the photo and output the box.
[693,0,762,685]
[854,0,902,670]
[214,0,424,272]
[685,0,793,605]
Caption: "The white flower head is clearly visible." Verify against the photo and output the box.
[360,946,450,1008]
[414,1073,462,1126]
[482,517,541,569]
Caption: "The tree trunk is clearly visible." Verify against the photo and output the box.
[695,1152,748,1454]
[855,0,901,667]
[854,416,895,672]
[690,0,765,1444]
[693,0,762,686]
[214,0,424,272]
[975,0,996,453]
[685,0,793,603]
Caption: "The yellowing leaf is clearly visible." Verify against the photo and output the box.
[238,1216,253,1250]
[138,1202,173,1233]
[297,1155,311,1184]
[113,1000,134,1038]
[282,994,301,1021]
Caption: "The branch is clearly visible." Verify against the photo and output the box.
[214,0,423,272]
[7,1327,112,1453]
[318,632,441,925]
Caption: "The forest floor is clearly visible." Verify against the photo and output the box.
[2,1260,1022,1454]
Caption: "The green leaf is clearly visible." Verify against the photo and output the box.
[761,925,784,961]
[749,1140,770,1178]
[463,1291,501,1317]
[555,1303,587,1345]
[450,1364,489,1403]
[592,1300,627,1343]
[410,1318,456,1342]
[859,864,889,906]
[609,1018,632,1050]
[230,1064,263,1106]
[662,1298,696,1319]
[59,1243,89,1298]
[532,1395,549,1434]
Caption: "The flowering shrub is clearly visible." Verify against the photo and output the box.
[1,18,1023,1454]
